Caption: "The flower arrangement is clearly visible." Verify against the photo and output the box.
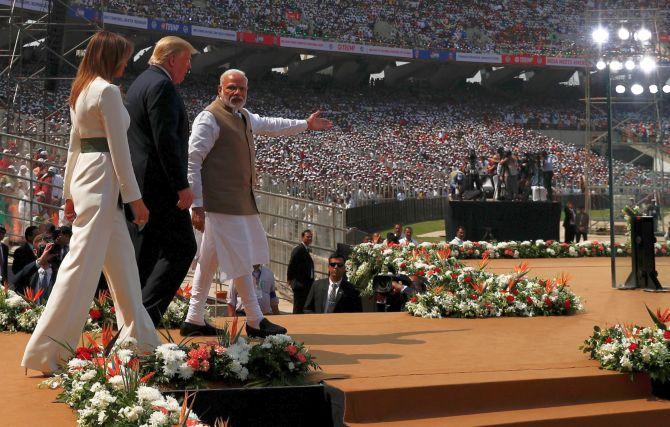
[582,306,670,384]
[161,284,194,329]
[622,205,642,235]
[42,327,207,427]
[0,285,47,332]
[347,243,582,319]
[85,290,116,332]
[42,320,321,425]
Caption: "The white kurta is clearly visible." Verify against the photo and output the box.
[185,107,306,324]
[187,108,307,280]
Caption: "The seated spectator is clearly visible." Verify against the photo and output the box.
[399,226,418,245]
[450,225,467,245]
[371,232,383,244]
[227,264,280,316]
[304,253,362,313]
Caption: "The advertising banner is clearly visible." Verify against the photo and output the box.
[455,52,502,64]
[238,32,279,46]
[148,18,192,36]
[413,49,455,61]
[191,26,236,41]
[546,57,588,67]
[501,54,547,66]
[103,12,148,29]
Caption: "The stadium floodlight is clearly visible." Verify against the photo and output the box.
[631,84,644,95]
[596,60,607,70]
[635,28,652,42]
[609,60,623,72]
[624,59,635,71]
[649,85,658,94]
[615,85,626,94]
[663,85,670,93]
[618,27,630,40]
[639,56,656,73]
[592,27,609,44]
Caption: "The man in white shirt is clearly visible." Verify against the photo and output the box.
[399,226,418,245]
[450,225,466,245]
[182,69,332,337]
[227,264,279,316]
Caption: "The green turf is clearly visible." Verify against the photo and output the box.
[379,220,445,243]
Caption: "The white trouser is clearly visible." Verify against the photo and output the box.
[22,154,159,373]
[185,224,263,328]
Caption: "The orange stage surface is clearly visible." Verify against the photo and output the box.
[3,258,670,426]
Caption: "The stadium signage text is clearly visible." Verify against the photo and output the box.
[191,26,236,41]
[103,12,148,29]
[148,19,192,36]
[0,0,48,12]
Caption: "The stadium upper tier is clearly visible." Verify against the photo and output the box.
[59,0,668,57]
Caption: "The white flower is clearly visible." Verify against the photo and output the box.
[6,294,28,309]
[98,410,107,424]
[108,375,125,390]
[89,388,116,410]
[79,369,97,382]
[147,410,169,427]
[120,405,144,422]
[117,349,133,364]
[137,386,163,404]
[288,362,295,370]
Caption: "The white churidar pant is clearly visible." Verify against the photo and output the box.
[185,212,267,328]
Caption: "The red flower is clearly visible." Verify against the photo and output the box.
[285,345,298,357]
[526,296,533,304]
[417,270,425,276]
[111,307,116,314]
[296,353,307,363]
[544,298,552,307]
[469,294,478,300]
[433,267,441,273]
[464,276,472,283]
[628,343,638,352]
[451,273,459,280]
[605,337,613,344]
[506,295,515,303]
[409,296,418,303]
[664,331,670,340]
[89,308,102,320]
[564,300,572,310]
[400,262,406,269]
[75,346,94,361]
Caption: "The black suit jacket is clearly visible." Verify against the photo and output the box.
[304,278,362,314]
[1,243,8,285]
[11,243,36,276]
[125,66,190,211]
[287,244,314,289]
[13,260,55,300]
[563,206,576,228]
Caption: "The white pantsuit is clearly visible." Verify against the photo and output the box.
[22,77,159,373]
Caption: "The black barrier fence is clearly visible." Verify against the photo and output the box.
[345,194,621,234]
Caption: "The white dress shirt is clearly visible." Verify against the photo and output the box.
[188,106,308,208]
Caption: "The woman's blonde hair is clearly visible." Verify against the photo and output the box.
[148,36,198,66]
[69,31,133,109]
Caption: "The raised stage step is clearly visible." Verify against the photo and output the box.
[331,367,669,425]
[347,398,670,426]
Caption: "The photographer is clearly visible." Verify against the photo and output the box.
[499,150,519,200]
[465,149,483,193]
[373,273,424,312]
[12,234,59,300]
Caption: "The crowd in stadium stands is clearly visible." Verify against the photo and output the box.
[68,0,669,56]
[1,68,661,219]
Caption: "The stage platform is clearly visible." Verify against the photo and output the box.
[4,258,670,426]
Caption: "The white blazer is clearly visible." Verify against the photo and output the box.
[63,76,141,203]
